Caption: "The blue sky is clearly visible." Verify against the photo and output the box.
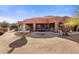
[0,5,78,23]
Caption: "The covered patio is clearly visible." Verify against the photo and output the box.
[17,16,69,32]
[35,23,55,32]
[24,22,62,32]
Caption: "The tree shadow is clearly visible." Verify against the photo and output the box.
[27,32,58,38]
[58,34,79,44]
[28,32,79,44]
[7,36,28,54]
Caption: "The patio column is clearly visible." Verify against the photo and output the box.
[22,24,26,31]
[55,22,59,32]
[33,23,36,31]
[19,25,21,29]
[7,28,10,32]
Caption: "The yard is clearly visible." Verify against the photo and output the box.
[0,31,79,54]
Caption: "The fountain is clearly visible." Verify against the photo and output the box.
[17,24,30,37]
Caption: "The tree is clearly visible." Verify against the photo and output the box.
[0,22,1,28]
[64,18,79,34]
[10,23,17,29]
[62,7,79,35]
[1,21,9,28]
[64,18,79,27]
[0,21,10,32]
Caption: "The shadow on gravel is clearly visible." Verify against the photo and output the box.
[27,32,58,38]
[8,36,28,54]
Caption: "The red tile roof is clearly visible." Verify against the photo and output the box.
[17,16,71,25]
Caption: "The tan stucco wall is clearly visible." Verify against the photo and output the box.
[17,16,70,32]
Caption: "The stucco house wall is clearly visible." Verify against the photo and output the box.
[17,16,70,32]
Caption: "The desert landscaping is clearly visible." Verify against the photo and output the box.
[0,5,79,54]
[0,31,79,54]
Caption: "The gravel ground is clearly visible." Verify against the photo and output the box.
[0,32,79,54]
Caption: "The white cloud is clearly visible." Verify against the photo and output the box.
[0,6,9,11]
[16,10,26,14]
[16,9,35,15]
[0,16,16,23]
